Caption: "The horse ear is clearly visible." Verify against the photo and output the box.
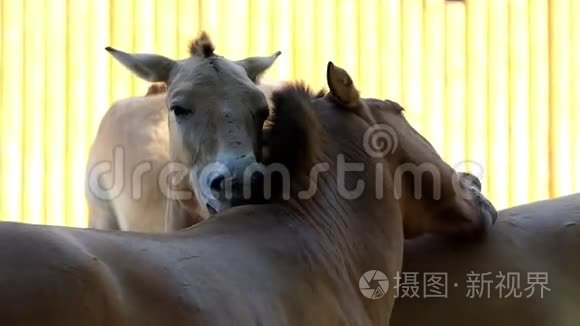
[236,51,282,83]
[106,47,176,82]
[326,61,360,107]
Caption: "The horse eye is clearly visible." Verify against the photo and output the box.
[170,105,193,118]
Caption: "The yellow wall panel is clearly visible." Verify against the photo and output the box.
[0,0,3,222]
[311,0,337,90]
[508,0,530,206]
[378,0,401,102]
[1,0,24,222]
[177,0,200,57]
[134,0,156,53]
[549,0,573,197]
[422,0,446,153]
[133,0,156,94]
[400,0,423,130]
[43,0,67,226]
[22,0,46,225]
[487,0,510,209]
[573,0,580,192]
[465,0,488,190]
[67,0,91,227]
[0,0,579,226]
[292,0,316,88]
[268,0,292,80]
[358,0,380,97]
[82,0,111,226]
[528,0,550,201]
[444,1,466,165]
[198,0,224,49]
[155,0,178,58]
[223,0,250,57]
[248,0,271,57]
[87,0,111,144]
[336,0,359,85]
[109,0,136,102]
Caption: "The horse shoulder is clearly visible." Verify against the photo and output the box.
[0,223,126,325]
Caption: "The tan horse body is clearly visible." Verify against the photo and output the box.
[87,90,177,232]
[86,83,281,232]
[392,193,580,325]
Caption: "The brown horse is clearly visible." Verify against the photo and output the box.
[0,63,494,325]
[391,193,580,326]
[86,33,281,232]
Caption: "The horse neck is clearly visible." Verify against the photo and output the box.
[287,139,403,283]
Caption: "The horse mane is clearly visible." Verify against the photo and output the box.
[264,82,324,192]
[188,31,215,57]
[313,88,327,98]
[267,83,377,290]
[266,83,396,293]
[145,83,167,96]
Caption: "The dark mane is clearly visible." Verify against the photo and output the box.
[314,88,327,98]
[264,82,324,192]
[266,82,380,289]
[188,31,215,57]
[384,99,405,113]
[364,98,405,115]
[145,83,167,96]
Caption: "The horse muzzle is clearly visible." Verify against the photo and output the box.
[198,154,266,215]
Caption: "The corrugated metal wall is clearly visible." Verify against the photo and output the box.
[0,0,578,227]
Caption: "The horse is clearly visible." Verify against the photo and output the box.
[391,192,580,325]
[86,81,280,232]
[0,62,495,325]
[86,32,281,232]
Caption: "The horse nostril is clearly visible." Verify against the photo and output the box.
[459,172,482,191]
[206,203,218,215]
[209,175,226,194]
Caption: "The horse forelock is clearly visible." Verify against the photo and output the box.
[187,31,215,58]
